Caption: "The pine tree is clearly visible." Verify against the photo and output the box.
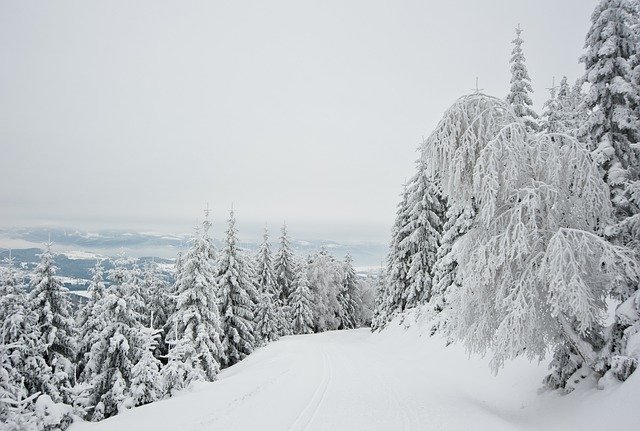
[582,0,640,216]
[165,222,226,384]
[274,223,296,305]
[29,244,76,403]
[255,227,289,337]
[77,260,107,378]
[403,164,445,308]
[377,184,412,327]
[337,253,360,329]
[427,204,475,336]
[1,252,58,410]
[143,260,169,332]
[506,25,539,131]
[216,209,256,366]
[580,0,640,387]
[541,78,561,133]
[370,265,388,331]
[130,328,162,407]
[289,263,314,335]
[85,262,148,420]
[253,292,280,345]
[161,337,204,397]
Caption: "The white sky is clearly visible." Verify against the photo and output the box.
[0,0,597,241]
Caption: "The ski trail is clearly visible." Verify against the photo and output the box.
[287,349,332,431]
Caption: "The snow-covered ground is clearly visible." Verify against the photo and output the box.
[71,324,640,431]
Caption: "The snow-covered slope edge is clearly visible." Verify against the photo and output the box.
[71,322,640,431]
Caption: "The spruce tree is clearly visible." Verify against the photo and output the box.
[581,0,640,386]
[337,253,360,329]
[541,79,561,133]
[377,184,413,327]
[77,260,107,378]
[216,209,256,366]
[274,223,296,305]
[164,222,226,383]
[253,292,280,345]
[29,244,76,403]
[289,263,314,335]
[1,252,57,406]
[582,0,639,216]
[403,164,445,308]
[255,227,289,337]
[85,272,144,420]
[506,25,539,131]
[130,327,162,407]
[427,204,475,336]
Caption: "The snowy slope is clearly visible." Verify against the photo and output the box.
[71,324,640,431]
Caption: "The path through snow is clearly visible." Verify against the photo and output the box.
[72,325,640,431]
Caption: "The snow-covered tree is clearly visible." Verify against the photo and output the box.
[1,252,58,419]
[29,244,76,403]
[506,25,539,131]
[216,209,257,366]
[289,263,315,335]
[77,260,108,378]
[142,260,169,332]
[307,248,342,332]
[580,0,640,387]
[403,164,445,308]
[130,328,162,407]
[370,264,388,331]
[255,228,289,337]
[582,0,640,216]
[161,337,203,397]
[253,292,280,345]
[337,253,361,329]
[164,222,226,384]
[376,184,412,327]
[541,78,562,133]
[421,93,639,389]
[274,223,297,306]
[426,204,475,336]
[85,263,147,420]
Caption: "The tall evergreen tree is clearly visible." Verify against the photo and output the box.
[376,183,413,327]
[130,328,162,407]
[582,0,640,216]
[253,292,280,345]
[77,260,108,378]
[337,253,360,330]
[506,25,539,131]
[541,78,561,133]
[164,222,226,384]
[581,0,640,386]
[1,252,57,406]
[255,228,289,337]
[85,269,145,420]
[274,223,296,305]
[216,209,257,366]
[289,264,314,335]
[427,204,475,336]
[29,244,76,403]
[403,164,445,308]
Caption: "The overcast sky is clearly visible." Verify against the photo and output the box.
[0,0,597,241]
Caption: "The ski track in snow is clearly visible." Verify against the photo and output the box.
[71,327,640,431]
[287,349,332,431]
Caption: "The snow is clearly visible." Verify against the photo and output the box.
[61,251,104,260]
[71,322,640,431]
